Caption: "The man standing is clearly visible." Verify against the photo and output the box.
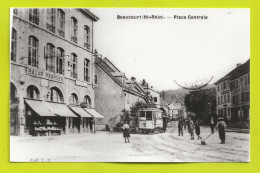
[216,117,227,144]
[178,118,183,136]
[210,117,215,134]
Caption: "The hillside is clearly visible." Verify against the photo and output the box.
[160,84,216,104]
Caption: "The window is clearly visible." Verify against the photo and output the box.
[28,36,39,67]
[46,8,56,32]
[45,43,55,72]
[232,95,236,104]
[94,74,98,84]
[218,85,220,91]
[140,111,145,118]
[13,8,18,15]
[29,8,39,25]
[57,9,65,37]
[69,93,78,104]
[146,111,152,120]
[154,97,157,103]
[227,93,230,102]
[223,82,226,90]
[71,17,78,43]
[84,25,90,49]
[83,95,92,108]
[84,59,90,82]
[221,96,223,104]
[70,53,77,78]
[218,97,220,105]
[11,28,17,62]
[50,87,63,103]
[56,48,64,74]
[10,83,17,104]
[224,95,226,103]
[27,85,39,99]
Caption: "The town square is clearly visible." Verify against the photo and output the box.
[9,8,250,162]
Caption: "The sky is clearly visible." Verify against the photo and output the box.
[90,8,250,91]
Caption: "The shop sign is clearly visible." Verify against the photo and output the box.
[27,67,64,83]
[221,90,229,95]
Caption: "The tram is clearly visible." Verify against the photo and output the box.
[138,108,164,134]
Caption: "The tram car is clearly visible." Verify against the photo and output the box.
[138,108,164,133]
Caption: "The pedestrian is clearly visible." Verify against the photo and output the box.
[189,120,195,140]
[122,121,130,143]
[210,117,215,134]
[194,120,202,140]
[216,117,227,144]
[183,119,187,130]
[187,118,191,133]
[178,118,183,136]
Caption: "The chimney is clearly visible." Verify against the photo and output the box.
[131,77,136,81]
[236,63,242,67]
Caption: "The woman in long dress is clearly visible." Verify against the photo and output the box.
[123,121,130,143]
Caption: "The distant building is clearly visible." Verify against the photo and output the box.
[168,102,184,119]
[144,87,160,108]
[214,59,250,127]
[94,57,147,127]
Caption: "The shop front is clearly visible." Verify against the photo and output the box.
[24,99,80,136]
[84,108,104,133]
[25,99,61,136]
[69,106,93,133]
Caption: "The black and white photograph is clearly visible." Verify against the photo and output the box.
[10,8,250,162]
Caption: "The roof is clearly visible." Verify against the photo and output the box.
[77,9,99,21]
[144,87,160,94]
[168,102,182,110]
[95,57,146,98]
[214,59,250,84]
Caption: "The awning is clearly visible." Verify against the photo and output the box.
[69,106,92,118]
[24,99,55,117]
[44,102,78,117]
[84,108,104,118]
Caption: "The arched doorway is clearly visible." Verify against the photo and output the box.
[10,82,19,135]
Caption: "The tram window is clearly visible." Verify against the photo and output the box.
[140,111,145,117]
[146,111,152,120]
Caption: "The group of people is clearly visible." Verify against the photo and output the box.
[178,116,227,144]
[122,116,227,144]
[178,118,202,140]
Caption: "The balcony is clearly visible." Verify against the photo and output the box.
[57,29,65,38]
[71,71,77,79]
[71,35,77,44]
[46,23,55,33]
[84,76,90,82]
[84,42,90,50]
[46,64,56,73]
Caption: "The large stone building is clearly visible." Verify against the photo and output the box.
[214,59,250,127]
[10,8,102,136]
[94,56,147,126]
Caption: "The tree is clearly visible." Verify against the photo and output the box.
[114,101,151,132]
[184,88,216,122]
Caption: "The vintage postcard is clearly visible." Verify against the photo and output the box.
[10,8,249,162]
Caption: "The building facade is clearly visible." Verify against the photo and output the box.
[10,8,101,136]
[214,59,250,127]
[144,87,161,108]
[94,57,147,127]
